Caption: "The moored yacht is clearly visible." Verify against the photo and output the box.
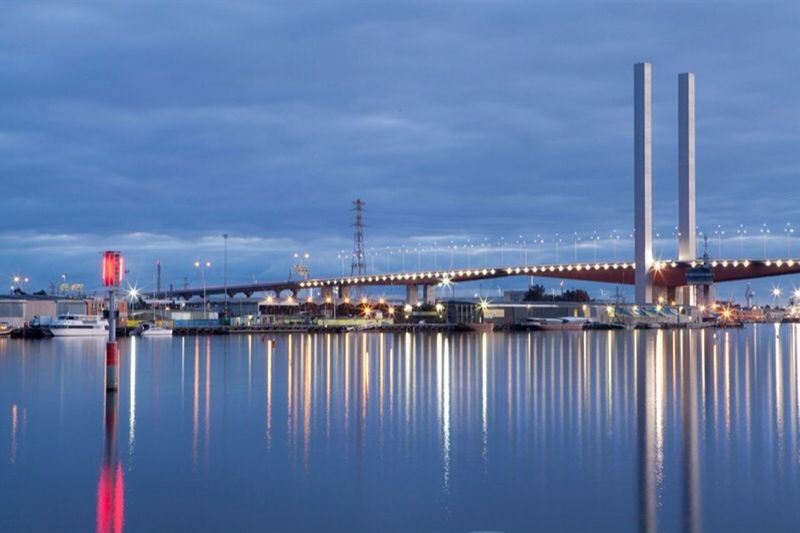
[138,322,173,337]
[40,314,109,337]
[524,316,588,331]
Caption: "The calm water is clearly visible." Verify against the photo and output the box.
[2,327,800,531]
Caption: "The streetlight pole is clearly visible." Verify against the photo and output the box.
[195,260,211,319]
[737,224,745,257]
[554,234,561,264]
[572,232,577,262]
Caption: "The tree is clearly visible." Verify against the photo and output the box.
[523,284,547,301]
[523,283,590,302]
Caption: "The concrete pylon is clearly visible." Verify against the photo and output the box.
[338,285,350,301]
[405,284,418,305]
[321,286,333,301]
[678,72,696,305]
[423,284,436,304]
[634,62,654,304]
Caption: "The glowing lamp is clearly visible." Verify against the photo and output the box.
[101,251,123,287]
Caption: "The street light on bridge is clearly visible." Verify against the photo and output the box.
[784,223,794,256]
[194,260,211,319]
[761,224,770,259]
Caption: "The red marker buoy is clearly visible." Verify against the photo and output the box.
[106,342,118,391]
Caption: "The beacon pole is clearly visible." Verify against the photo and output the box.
[102,251,123,391]
[106,287,118,390]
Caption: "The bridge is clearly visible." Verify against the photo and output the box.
[153,257,800,305]
[144,63,800,307]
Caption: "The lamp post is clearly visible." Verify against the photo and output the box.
[572,232,579,262]
[554,234,561,264]
[194,260,211,319]
[611,230,618,261]
[737,224,746,257]
[761,223,770,259]
[784,223,794,256]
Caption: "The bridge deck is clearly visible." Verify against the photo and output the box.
[146,258,800,299]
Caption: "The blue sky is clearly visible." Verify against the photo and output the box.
[1,2,799,302]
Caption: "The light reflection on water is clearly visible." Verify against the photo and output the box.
[2,327,800,531]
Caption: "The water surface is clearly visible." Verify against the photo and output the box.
[2,326,800,531]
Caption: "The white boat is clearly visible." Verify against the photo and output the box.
[139,322,173,337]
[44,314,109,337]
[525,317,588,331]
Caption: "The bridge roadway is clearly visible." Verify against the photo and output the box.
[148,257,800,301]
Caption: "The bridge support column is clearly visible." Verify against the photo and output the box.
[423,284,436,305]
[678,72,697,306]
[406,284,418,306]
[338,286,350,302]
[321,286,333,302]
[634,62,654,304]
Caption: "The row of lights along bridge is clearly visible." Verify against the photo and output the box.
[329,223,796,276]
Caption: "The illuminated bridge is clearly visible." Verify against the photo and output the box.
[146,63,800,307]
[153,257,800,305]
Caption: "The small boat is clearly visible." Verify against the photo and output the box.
[138,322,173,337]
[583,321,626,330]
[43,314,109,337]
[525,317,588,331]
[0,322,13,336]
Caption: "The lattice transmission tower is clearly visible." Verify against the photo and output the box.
[350,199,367,276]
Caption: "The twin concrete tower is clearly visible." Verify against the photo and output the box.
[634,62,696,305]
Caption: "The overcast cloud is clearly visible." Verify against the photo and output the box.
[1,1,799,300]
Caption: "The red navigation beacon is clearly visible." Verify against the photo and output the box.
[102,251,124,287]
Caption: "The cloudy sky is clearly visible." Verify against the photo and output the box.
[1,1,799,300]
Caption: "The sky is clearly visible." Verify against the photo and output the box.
[1,1,799,302]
